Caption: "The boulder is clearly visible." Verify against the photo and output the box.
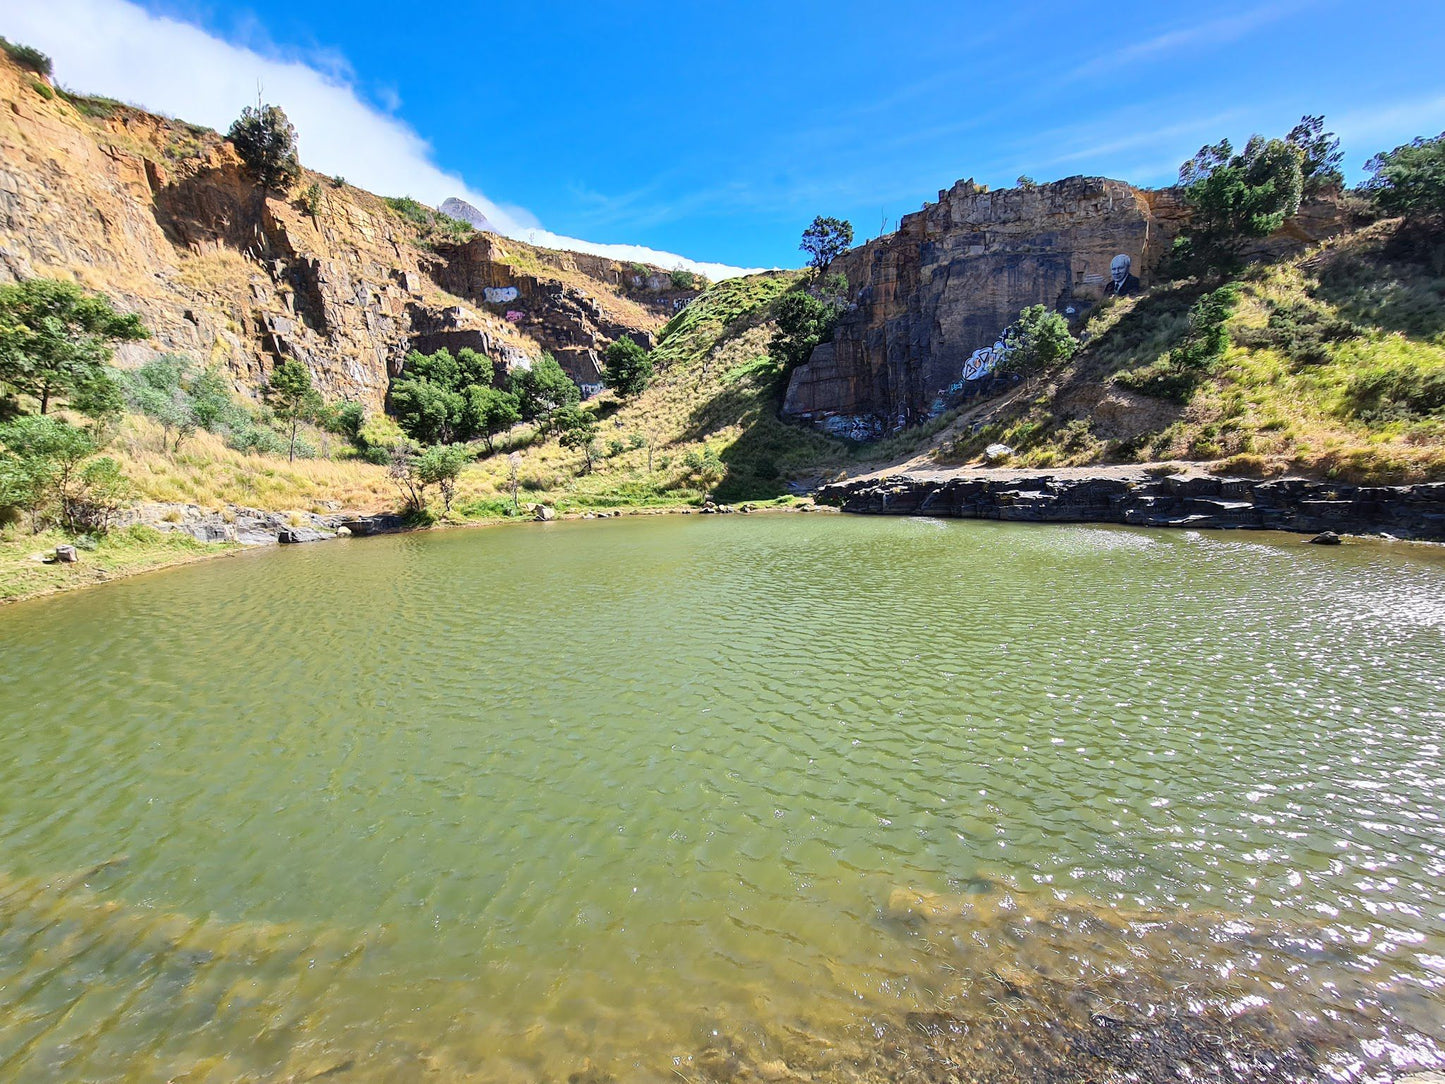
[54,544,79,563]
[1308,530,1343,545]
[532,504,556,522]
[277,526,327,544]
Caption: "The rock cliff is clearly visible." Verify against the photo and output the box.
[783,176,1346,437]
[0,55,684,410]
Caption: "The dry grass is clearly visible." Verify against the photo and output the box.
[111,417,397,512]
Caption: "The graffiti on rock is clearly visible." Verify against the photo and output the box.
[505,310,524,322]
[483,286,520,304]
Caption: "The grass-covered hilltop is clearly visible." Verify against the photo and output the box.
[2,33,1443,600]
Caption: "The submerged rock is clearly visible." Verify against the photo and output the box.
[1310,530,1344,544]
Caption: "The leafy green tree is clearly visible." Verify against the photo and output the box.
[1175,136,1304,273]
[603,337,654,397]
[1286,115,1344,193]
[414,444,471,513]
[556,406,600,473]
[227,103,301,191]
[769,289,842,373]
[0,278,147,413]
[267,358,320,462]
[1364,132,1445,224]
[125,355,197,451]
[0,414,103,530]
[74,457,132,532]
[514,353,580,429]
[463,385,521,452]
[389,347,496,444]
[70,371,126,439]
[390,377,462,445]
[1001,305,1078,384]
[800,216,854,276]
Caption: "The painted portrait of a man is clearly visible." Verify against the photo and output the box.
[1105,253,1140,297]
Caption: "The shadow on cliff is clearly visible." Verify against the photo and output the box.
[672,317,845,503]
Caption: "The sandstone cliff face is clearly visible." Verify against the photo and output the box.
[0,56,678,410]
[782,176,1344,435]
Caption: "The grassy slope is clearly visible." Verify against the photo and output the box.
[941,225,1445,483]
[0,525,233,603]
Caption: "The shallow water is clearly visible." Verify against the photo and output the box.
[0,516,1442,1082]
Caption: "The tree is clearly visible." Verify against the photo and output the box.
[463,385,521,452]
[769,289,842,373]
[1364,132,1445,225]
[1001,305,1078,385]
[389,347,495,444]
[70,371,125,440]
[603,337,654,397]
[1175,135,1304,273]
[514,353,579,429]
[1286,115,1344,193]
[556,406,600,473]
[267,359,319,462]
[0,278,147,413]
[414,444,471,514]
[390,377,462,445]
[227,103,301,191]
[0,414,111,531]
[800,216,854,276]
[124,354,196,451]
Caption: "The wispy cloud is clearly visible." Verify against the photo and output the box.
[4,0,760,278]
[1065,1,1316,83]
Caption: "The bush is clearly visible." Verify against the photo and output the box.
[670,268,697,290]
[1234,301,1363,366]
[1001,305,1078,382]
[30,80,53,101]
[298,181,323,216]
[1,37,52,77]
[602,337,654,397]
[0,414,132,532]
[1117,283,1241,402]
[1347,360,1445,420]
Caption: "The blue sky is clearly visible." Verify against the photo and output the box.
[10,0,1445,272]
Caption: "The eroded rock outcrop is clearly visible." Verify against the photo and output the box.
[0,54,676,410]
[784,176,1347,436]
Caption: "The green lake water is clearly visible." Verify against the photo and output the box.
[0,515,1442,1082]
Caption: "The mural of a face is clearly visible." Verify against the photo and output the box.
[1110,254,1132,286]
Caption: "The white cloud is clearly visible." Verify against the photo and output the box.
[4,0,760,279]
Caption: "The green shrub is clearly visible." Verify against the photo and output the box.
[59,89,121,119]
[1,37,52,77]
[1347,360,1445,419]
[30,79,53,101]
[1117,283,1241,402]
[298,181,324,216]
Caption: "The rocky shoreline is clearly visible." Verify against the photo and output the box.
[817,467,1445,541]
[123,502,413,546]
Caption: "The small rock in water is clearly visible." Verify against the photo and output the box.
[334,525,351,538]
[1308,531,1343,545]
[54,544,79,563]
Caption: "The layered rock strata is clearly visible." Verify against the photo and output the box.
[818,470,1445,541]
[784,176,1346,435]
[0,56,677,410]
